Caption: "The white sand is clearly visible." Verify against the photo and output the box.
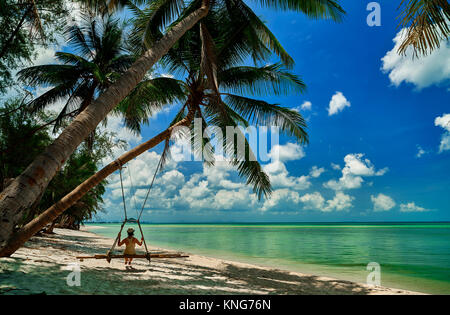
[0,227,423,295]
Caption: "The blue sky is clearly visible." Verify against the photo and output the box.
[45,1,449,222]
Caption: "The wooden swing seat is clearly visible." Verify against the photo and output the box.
[76,253,189,261]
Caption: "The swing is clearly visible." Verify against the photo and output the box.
[77,155,188,263]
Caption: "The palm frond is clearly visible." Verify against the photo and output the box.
[190,108,215,166]
[225,0,295,67]
[26,81,79,113]
[224,94,308,144]
[218,63,305,96]
[66,23,95,60]
[115,77,186,133]
[204,103,272,199]
[17,64,82,87]
[130,0,185,50]
[256,0,345,21]
[397,0,450,56]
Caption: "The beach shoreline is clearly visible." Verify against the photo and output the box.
[0,227,424,295]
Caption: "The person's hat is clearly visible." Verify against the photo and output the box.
[127,228,135,233]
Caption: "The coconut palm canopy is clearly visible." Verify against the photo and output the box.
[115,1,309,199]
[17,14,181,133]
[0,0,348,257]
[397,0,450,56]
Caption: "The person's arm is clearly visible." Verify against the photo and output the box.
[118,233,125,246]
[135,237,143,246]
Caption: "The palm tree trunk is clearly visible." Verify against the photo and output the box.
[0,106,197,257]
[0,0,210,254]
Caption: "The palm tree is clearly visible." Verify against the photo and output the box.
[120,4,308,198]
[0,0,345,256]
[397,0,450,56]
[0,2,309,255]
[17,14,136,148]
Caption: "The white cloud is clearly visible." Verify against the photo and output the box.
[215,188,257,210]
[265,190,354,213]
[310,166,325,178]
[438,134,450,153]
[435,113,450,152]
[324,192,354,212]
[262,189,301,211]
[327,92,350,116]
[371,193,396,211]
[331,163,341,170]
[301,101,312,111]
[103,115,143,146]
[400,202,430,213]
[324,153,388,190]
[416,145,428,158]
[263,161,311,190]
[267,142,305,162]
[381,28,450,89]
[299,192,325,210]
[293,101,312,112]
[31,46,60,66]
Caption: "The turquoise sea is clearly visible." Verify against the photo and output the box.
[87,222,450,294]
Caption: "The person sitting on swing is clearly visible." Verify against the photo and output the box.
[118,228,143,265]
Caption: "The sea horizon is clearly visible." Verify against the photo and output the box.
[86,220,450,224]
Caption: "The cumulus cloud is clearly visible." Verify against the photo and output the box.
[299,192,325,210]
[327,92,351,116]
[293,101,312,112]
[102,148,264,217]
[324,153,388,191]
[103,116,143,147]
[400,202,430,213]
[267,142,305,162]
[381,29,450,89]
[263,161,311,190]
[310,166,325,178]
[298,191,353,212]
[324,192,354,212]
[261,189,301,211]
[371,193,396,211]
[331,163,341,170]
[435,113,450,152]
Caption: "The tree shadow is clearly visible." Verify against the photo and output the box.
[1,230,378,295]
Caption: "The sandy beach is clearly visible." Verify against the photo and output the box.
[0,227,423,295]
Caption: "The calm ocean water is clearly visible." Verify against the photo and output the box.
[87,222,450,294]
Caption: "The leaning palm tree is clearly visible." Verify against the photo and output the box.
[0,3,308,256]
[17,14,150,148]
[18,13,184,148]
[0,0,345,256]
[119,3,308,198]
[18,14,134,128]
[397,0,450,56]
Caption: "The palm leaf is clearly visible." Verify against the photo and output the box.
[256,0,345,21]
[224,94,308,144]
[115,77,186,133]
[397,0,450,56]
[203,102,272,199]
[218,63,305,96]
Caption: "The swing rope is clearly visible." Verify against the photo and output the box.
[106,153,164,263]
[137,153,164,221]
[127,164,140,219]
[119,168,128,221]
